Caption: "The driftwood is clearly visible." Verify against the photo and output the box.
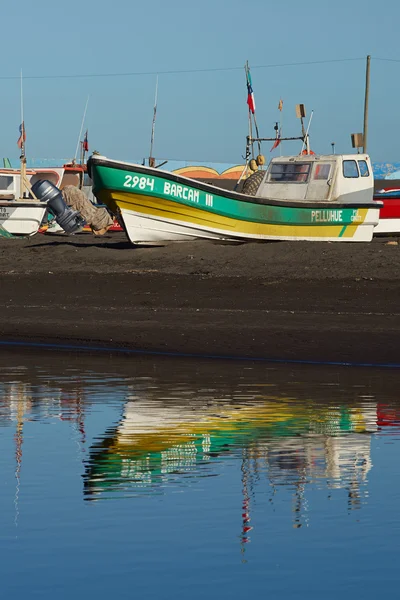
[62,186,113,234]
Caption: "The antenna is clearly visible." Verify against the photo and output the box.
[74,95,90,161]
[20,70,24,155]
[19,69,29,199]
[149,76,158,167]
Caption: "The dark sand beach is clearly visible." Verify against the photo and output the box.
[1,232,400,364]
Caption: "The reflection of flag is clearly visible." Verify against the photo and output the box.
[278,98,283,111]
[17,122,26,149]
[270,130,281,152]
[83,130,89,152]
[246,69,256,114]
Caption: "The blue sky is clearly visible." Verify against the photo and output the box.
[1,0,399,163]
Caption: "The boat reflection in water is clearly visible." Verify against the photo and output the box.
[82,366,398,535]
[1,353,400,537]
[85,398,382,539]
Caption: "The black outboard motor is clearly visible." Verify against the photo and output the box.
[31,180,86,234]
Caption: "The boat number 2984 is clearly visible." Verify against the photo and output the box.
[123,175,155,191]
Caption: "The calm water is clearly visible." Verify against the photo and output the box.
[0,349,399,599]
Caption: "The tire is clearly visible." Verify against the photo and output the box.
[241,170,265,196]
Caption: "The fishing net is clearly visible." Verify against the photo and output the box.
[61,186,113,234]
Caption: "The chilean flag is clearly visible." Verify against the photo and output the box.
[270,129,281,152]
[83,130,89,152]
[246,69,256,114]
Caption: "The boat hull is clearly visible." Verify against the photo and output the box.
[117,201,378,244]
[0,203,47,236]
[374,217,400,234]
[373,190,400,234]
[90,158,381,244]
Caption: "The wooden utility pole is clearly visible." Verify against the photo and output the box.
[363,55,371,154]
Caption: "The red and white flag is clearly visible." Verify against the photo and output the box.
[17,122,26,149]
[270,130,281,152]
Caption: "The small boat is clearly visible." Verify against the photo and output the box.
[0,170,87,237]
[0,161,87,237]
[373,188,400,235]
[88,152,381,244]
[0,169,48,236]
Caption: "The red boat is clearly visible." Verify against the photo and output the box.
[373,187,400,234]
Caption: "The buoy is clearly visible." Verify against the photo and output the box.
[301,149,316,156]
[249,159,258,172]
[256,154,265,166]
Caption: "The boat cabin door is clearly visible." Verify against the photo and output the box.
[305,162,335,201]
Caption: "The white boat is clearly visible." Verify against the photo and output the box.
[0,169,47,236]
[0,163,86,237]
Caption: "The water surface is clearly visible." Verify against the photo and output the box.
[0,349,399,599]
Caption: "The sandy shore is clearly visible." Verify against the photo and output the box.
[1,232,400,364]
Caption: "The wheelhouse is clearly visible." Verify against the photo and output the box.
[257,154,374,204]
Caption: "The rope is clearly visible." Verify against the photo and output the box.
[0,224,15,238]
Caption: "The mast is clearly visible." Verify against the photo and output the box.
[19,70,27,199]
[363,55,371,154]
[74,95,90,162]
[245,62,254,158]
[278,98,283,156]
[234,62,256,191]
[149,76,158,168]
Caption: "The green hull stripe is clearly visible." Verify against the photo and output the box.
[91,164,369,227]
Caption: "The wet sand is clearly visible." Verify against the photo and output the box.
[1,232,400,364]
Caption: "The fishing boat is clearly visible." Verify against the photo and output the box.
[88,152,381,245]
[0,168,48,236]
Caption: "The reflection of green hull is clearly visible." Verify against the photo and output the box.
[84,403,373,497]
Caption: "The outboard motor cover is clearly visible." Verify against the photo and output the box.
[31,180,85,234]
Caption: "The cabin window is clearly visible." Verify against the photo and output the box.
[343,160,359,178]
[358,160,370,177]
[313,164,331,180]
[0,175,14,191]
[269,163,311,183]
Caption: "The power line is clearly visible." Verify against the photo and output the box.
[374,57,400,63]
[0,57,365,81]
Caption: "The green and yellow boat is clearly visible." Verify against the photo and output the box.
[88,152,381,245]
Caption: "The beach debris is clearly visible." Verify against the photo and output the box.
[386,240,398,246]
